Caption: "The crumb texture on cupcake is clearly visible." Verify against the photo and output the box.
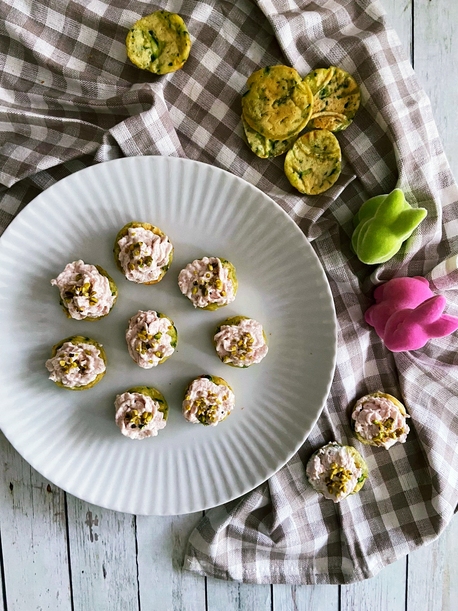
[115,222,173,284]
[115,387,167,440]
[178,256,237,309]
[182,375,235,426]
[126,310,177,368]
[51,260,116,320]
[214,316,268,367]
[351,392,410,448]
[45,336,106,390]
[126,11,191,75]
[306,442,368,503]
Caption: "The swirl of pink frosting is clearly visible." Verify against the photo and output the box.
[178,257,235,308]
[182,377,235,426]
[126,310,176,368]
[214,318,268,367]
[115,392,167,439]
[306,443,363,503]
[45,341,106,388]
[51,260,115,320]
[117,226,173,283]
[351,394,410,449]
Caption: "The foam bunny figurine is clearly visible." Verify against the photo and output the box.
[364,276,435,339]
[352,188,427,264]
[383,295,458,352]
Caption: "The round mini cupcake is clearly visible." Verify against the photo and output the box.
[115,386,168,440]
[51,260,117,321]
[306,442,368,503]
[213,316,268,367]
[45,335,107,390]
[126,10,192,75]
[178,256,237,310]
[182,374,235,426]
[125,310,177,368]
[351,391,410,449]
[114,221,173,285]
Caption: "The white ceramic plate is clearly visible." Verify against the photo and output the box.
[0,156,336,515]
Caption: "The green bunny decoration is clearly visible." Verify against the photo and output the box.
[352,188,427,265]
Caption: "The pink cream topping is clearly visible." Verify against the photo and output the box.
[45,341,106,388]
[115,392,167,440]
[214,318,268,366]
[51,260,115,320]
[182,377,235,426]
[117,226,173,283]
[352,394,410,449]
[126,310,176,368]
[178,257,235,308]
[306,443,362,502]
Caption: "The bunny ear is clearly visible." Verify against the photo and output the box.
[427,313,458,338]
[410,296,446,324]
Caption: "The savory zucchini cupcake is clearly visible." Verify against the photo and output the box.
[304,66,361,132]
[126,10,192,75]
[241,65,314,140]
[178,256,237,310]
[182,374,235,426]
[51,260,117,321]
[45,335,107,390]
[306,442,368,503]
[114,221,173,284]
[213,316,268,367]
[125,310,177,368]
[284,129,342,195]
[242,116,296,159]
[351,391,410,449]
[115,386,168,440]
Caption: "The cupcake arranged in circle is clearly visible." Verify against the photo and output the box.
[213,316,268,367]
[351,391,410,449]
[115,386,168,440]
[125,310,177,368]
[182,374,235,426]
[114,221,173,284]
[51,260,117,321]
[45,335,107,390]
[178,256,237,310]
[306,442,368,503]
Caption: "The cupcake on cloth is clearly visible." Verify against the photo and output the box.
[306,442,368,503]
[351,391,410,449]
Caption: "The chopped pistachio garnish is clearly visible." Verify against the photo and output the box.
[325,462,353,496]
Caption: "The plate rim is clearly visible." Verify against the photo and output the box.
[0,155,337,514]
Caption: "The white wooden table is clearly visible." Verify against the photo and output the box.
[1,1,457,609]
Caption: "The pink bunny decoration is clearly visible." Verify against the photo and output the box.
[364,276,434,339]
[383,296,458,352]
[365,276,458,351]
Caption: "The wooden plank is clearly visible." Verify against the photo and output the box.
[382,0,413,62]
[136,514,207,611]
[0,432,72,611]
[340,557,407,611]
[66,496,139,611]
[273,584,339,611]
[413,0,458,177]
[406,515,458,611]
[206,577,271,611]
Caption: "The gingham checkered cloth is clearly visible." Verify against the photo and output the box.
[1,0,457,585]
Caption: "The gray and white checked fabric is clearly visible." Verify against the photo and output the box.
[1,0,457,584]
